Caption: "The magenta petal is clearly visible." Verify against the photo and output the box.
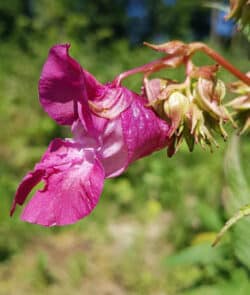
[10,169,44,216]
[39,44,101,125]
[72,117,128,178]
[89,85,133,119]
[73,92,170,177]
[12,139,105,226]
[100,117,128,177]
[121,95,170,163]
[143,78,162,103]
[71,119,100,149]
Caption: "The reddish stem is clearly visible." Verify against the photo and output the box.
[193,43,250,86]
[113,55,177,86]
[114,42,250,87]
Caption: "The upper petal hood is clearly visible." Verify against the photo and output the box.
[39,44,101,125]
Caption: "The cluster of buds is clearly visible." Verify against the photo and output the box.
[130,41,249,156]
[114,40,249,156]
[143,65,234,156]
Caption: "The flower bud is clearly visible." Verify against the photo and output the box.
[228,73,250,95]
[228,95,250,111]
[189,103,218,150]
[227,76,250,134]
[194,78,234,128]
[163,91,189,136]
[142,78,165,118]
[229,95,250,134]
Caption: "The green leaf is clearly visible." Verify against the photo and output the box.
[164,242,225,267]
[222,134,250,268]
[182,269,250,295]
[197,202,223,231]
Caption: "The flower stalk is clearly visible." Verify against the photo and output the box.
[115,42,250,86]
[193,43,250,86]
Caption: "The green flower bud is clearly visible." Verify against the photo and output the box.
[228,95,250,111]
[195,78,226,117]
[228,73,250,94]
[194,78,235,133]
[189,103,218,151]
[228,76,250,134]
[229,94,250,134]
[163,91,189,136]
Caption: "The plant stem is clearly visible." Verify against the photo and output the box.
[113,55,179,86]
[193,43,250,86]
[114,42,250,86]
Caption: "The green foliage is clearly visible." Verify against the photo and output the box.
[183,269,250,295]
[35,252,57,286]
[165,242,227,266]
[223,135,250,269]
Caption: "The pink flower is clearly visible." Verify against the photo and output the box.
[11,44,170,226]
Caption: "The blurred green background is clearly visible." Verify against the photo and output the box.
[0,1,250,294]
